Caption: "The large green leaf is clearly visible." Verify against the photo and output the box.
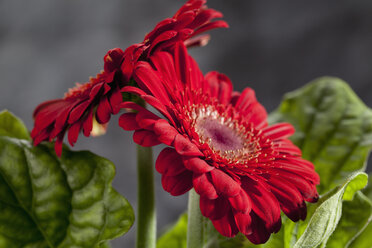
[0,110,30,140]
[291,172,368,248]
[269,77,372,194]
[0,111,134,247]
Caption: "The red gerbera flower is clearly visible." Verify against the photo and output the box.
[31,0,227,156]
[119,42,319,244]
[122,0,228,80]
[31,49,124,156]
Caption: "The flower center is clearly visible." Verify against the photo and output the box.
[189,105,260,164]
[195,117,244,152]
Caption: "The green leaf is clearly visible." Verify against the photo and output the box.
[292,172,368,248]
[157,213,187,248]
[269,77,372,194]
[0,110,30,140]
[0,112,135,247]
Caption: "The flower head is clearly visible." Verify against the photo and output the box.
[31,0,227,155]
[122,0,228,80]
[120,42,319,244]
[31,48,124,156]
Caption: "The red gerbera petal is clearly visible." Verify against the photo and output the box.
[211,210,239,238]
[245,212,271,244]
[229,189,251,214]
[193,173,218,199]
[205,71,233,104]
[200,196,229,220]
[242,177,282,233]
[266,176,307,222]
[161,171,193,196]
[174,134,203,156]
[156,148,187,176]
[133,130,161,147]
[82,109,93,137]
[182,156,213,174]
[153,120,179,146]
[210,169,240,197]
[119,112,140,131]
[234,211,253,235]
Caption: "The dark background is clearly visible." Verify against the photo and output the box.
[1,0,372,247]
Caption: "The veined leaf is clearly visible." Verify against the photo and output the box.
[0,111,134,247]
[269,77,372,194]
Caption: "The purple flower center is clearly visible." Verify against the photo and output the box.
[197,118,244,152]
[188,105,259,164]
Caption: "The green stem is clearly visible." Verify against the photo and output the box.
[187,189,204,248]
[136,145,156,248]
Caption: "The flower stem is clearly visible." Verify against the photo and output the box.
[136,145,156,248]
[187,189,204,248]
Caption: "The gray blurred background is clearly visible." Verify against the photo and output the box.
[1,0,372,247]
